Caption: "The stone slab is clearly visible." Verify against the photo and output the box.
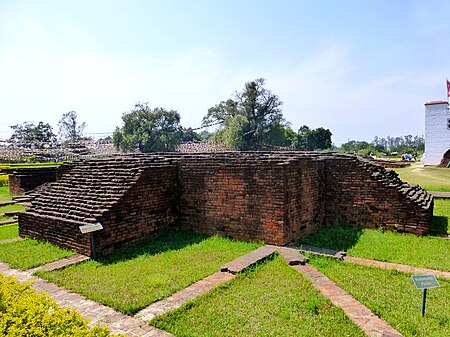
[30,254,91,273]
[296,245,347,259]
[220,245,277,274]
[273,246,309,265]
[0,219,18,226]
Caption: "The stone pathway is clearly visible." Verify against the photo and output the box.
[344,256,450,279]
[0,237,23,244]
[294,264,403,337]
[0,219,17,226]
[430,192,450,198]
[2,244,446,337]
[296,244,347,259]
[135,271,235,321]
[0,261,173,337]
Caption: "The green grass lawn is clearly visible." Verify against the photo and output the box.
[36,231,261,315]
[431,199,450,234]
[393,164,450,192]
[0,204,26,221]
[0,223,18,240]
[309,256,450,337]
[151,256,366,337]
[0,239,75,270]
[298,226,450,271]
[0,185,12,202]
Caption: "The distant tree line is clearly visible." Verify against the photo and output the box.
[113,78,333,152]
[340,135,424,156]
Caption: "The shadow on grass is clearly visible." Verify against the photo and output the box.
[97,230,209,266]
[429,216,449,235]
[296,225,364,252]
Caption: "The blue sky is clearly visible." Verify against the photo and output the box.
[1,0,450,146]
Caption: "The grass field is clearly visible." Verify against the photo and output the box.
[0,223,18,240]
[431,199,450,234]
[0,239,75,270]
[0,203,26,221]
[393,164,450,192]
[151,256,366,337]
[298,225,450,271]
[309,256,450,337]
[37,231,261,315]
[0,186,12,201]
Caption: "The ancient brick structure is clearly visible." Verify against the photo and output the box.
[19,152,434,257]
[7,167,59,195]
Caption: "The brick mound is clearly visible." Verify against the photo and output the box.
[19,152,434,257]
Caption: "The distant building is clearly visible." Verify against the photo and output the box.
[424,101,450,166]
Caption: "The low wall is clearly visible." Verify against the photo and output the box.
[8,167,59,195]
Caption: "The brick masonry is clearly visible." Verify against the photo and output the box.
[19,152,434,256]
[8,167,59,195]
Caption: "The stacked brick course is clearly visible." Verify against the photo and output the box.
[19,152,434,256]
[7,167,59,195]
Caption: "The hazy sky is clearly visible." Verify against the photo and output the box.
[1,0,449,146]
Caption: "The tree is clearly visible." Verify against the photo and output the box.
[9,121,56,148]
[181,128,201,142]
[113,102,183,152]
[291,125,332,151]
[202,78,287,150]
[58,111,86,142]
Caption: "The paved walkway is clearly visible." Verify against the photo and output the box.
[430,192,450,198]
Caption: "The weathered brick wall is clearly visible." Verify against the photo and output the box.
[178,155,287,245]
[9,167,58,195]
[18,152,434,257]
[95,165,178,256]
[324,155,433,234]
[284,157,326,242]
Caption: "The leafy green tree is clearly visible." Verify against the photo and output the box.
[113,102,182,152]
[291,125,332,150]
[58,111,86,142]
[202,78,288,150]
[182,127,201,142]
[9,121,56,148]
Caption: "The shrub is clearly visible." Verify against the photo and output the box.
[0,175,8,187]
[0,274,125,336]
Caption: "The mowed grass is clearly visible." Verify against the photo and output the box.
[151,256,366,337]
[298,226,450,271]
[0,185,12,202]
[309,256,450,337]
[393,165,450,192]
[0,239,75,270]
[431,199,450,234]
[36,231,261,315]
[0,204,26,221]
[0,223,18,240]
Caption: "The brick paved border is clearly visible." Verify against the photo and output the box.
[293,264,403,337]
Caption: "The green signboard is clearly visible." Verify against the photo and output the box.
[411,274,440,290]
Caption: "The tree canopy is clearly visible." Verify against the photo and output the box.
[9,121,56,148]
[58,111,86,143]
[112,102,182,152]
[202,78,289,150]
[290,125,333,151]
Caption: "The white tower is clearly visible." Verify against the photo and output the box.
[424,101,450,166]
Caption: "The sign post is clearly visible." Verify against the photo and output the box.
[79,223,104,260]
[411,274,440,317]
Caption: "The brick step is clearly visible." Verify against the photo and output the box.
[0,219,18,226]
[275,246,309,265]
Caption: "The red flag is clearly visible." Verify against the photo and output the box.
[447,79,450,97]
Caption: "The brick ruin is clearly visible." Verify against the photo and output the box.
[5,167,59,195]
[18,152,434,257]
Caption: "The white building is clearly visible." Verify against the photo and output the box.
[424,101,450,166]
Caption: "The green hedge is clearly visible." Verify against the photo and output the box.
[0,274,126,336]
[0,175,8,187]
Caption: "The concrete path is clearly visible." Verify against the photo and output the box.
[430,192,450,198]
[0,237,23,244]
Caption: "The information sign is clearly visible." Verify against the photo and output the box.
[411,274,440,290]
[79,223,104,234]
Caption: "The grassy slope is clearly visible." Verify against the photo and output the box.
[37,231,261,315]
[0,186,12,201]
[151,256,366,337]
[310,256,450,337]
[0,204,26,221]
